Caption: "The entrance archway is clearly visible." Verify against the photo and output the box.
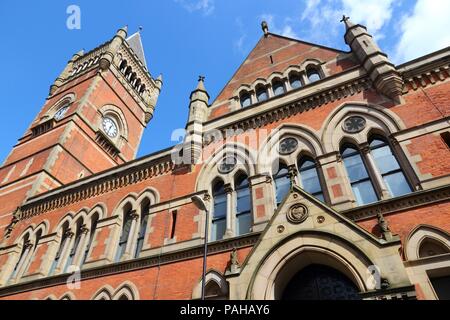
[282,264,361,300]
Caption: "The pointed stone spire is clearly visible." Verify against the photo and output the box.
[184,76,210,165]
[343,17,403,101]
[155,74,163,90]
[340,15,355,29]
[189,75,210,104]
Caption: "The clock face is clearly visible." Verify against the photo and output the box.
[54,106,69,121]
[102,117,118,138]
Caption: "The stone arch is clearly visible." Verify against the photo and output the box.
[196,142,257,192]
[45,93,76,121]
[192,270,229,299]
[282,65,302,78]
[267,72,285,84]
[247,231,374,300]
[60,292,76,300]
[405,225,450,261]
[321,102,404,153]
[257,123,323,175]
[112,281,140,300]
[92,285,114,300]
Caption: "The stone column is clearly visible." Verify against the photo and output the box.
[224,183,234,238]
[72,224,90,267]
[123,210,139,260]
[361,143,390,199]
[55,230,74,274]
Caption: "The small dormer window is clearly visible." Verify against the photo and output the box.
[307,67,322,83]
[240,92,252,108]
[256,86,268,102]
[272,80,285,96]
[289,73,302,89]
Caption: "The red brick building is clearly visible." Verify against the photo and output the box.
[0,18,449,300]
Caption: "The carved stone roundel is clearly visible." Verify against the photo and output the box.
[287,204,309,224]
[279,138,298,155]
[218,156,237,174]
[342,116,366,134]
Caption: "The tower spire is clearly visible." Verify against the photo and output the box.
[261,21,269,37]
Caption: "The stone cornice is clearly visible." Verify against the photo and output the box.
[0,233,259,297]
[19,149,177,220]
[398,47,450,93]
[343,184,450,222]
[204,72,372,143]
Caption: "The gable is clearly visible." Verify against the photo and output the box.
[229,185,412,299]
[209,33,358,120]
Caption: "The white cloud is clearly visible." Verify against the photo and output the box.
[342,0,395,40]
[259,14,299,39]
[175,0,214,16]
[394,0,450,63]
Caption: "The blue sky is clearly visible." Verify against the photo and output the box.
[0,0,449,164]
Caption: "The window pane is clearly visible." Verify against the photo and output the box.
[213,194,227,218]
[352,180,378,205]
[314,193,325,203]
[257,90,268,102]
[372,145,401,174]
[275,175,291,204]
[240,95,251,108]
[211,218,226,241]
[300,160,315,170]
[290,77,302,89]
[343,154,370,182]
[308,71,321,82]
[300,168,322,195]
[236,187,250,214]
[236,212,252,236]
[273,83,285,96]
[383,171,412,197]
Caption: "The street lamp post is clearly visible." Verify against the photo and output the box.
[191,195,209,300]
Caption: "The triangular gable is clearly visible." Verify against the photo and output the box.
[211,33,352,108]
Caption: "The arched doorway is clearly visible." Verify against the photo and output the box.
[282,264,361,300]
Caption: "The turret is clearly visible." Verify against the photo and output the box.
[49,50,84,95]
[342,15,403,101]
[99,26,128,71]
[185,76,210,165]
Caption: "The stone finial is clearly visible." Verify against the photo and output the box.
[340,15,354,29]
[261,21,269,37]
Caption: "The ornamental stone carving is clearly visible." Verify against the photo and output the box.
[287,203,309,224]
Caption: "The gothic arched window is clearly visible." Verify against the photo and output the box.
[298,157,324,202]
[8,234,31,283]
[341,145,378,205]
[272,80,285,96]
[115,205,134,262]
[235,174,252,236]
[49,222,70,276]
[211,180,227,241]
[82,213,99,265]
[135,199,150,258]
[256,86,268,102]
[307,67,321,83]
[369,137,412,197]
[274,163,291,205]
[63,220,83,273]
[289,73,302,89]
[240,91,252,108]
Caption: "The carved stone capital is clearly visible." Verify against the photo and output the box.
[224,183,233,194]
[129,210,139,220]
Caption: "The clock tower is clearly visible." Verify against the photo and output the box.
[0,27,162,239]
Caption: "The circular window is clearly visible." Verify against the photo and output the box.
[102,117,118,138]
[54,105,69,121]
[218,156,237,174]
[342,116,366,133]
[279,138,298,155]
